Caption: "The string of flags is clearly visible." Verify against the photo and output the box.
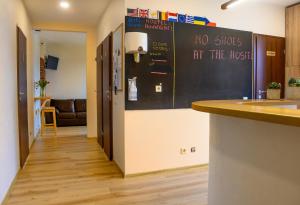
[127,8,216,27]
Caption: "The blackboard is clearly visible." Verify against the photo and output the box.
[125,17,253,110]
[125,17,174,110]
[174,23,253,108]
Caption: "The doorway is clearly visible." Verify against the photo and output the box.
[97,34,113,160]
[17,26,29,168]
[37,30,88,137]
[253,34,286,99]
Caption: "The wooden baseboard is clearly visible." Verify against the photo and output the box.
[35,128,41,138]
[113,160,125,178]
[30,135,37,149]
[124,164,209,178]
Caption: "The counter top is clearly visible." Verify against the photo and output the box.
[192,99,300,127]
[34,96,50,101]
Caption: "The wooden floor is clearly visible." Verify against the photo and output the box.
[41,126,87,138]
[4,130,208,205]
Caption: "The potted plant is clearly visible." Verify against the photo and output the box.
[267,82,281,100]
[288,78,297,87]
[296,79,300,87]
[35,79,50,97]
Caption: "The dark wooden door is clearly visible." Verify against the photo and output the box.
[101,34,113,160]
[253,34,285,99]
[96,44,104,147]
[17,27,29,168]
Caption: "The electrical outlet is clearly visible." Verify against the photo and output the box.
[155,83,162,93]
[180,148,187,155]
[191,147,196,153]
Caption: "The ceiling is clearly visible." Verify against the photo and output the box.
[219,0,300,6]
[23,0,111,27]
[40,30,86,45]
[251,0,299,6]
[24,0,298,27]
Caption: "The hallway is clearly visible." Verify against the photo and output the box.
[4,133,208,205]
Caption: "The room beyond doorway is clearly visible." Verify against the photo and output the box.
[34,30,88,136]
[40,31,87,99]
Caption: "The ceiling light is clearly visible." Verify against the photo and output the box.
[221,0,244,10]
[60,1,70,9]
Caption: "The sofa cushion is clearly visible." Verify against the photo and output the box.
[51,99,75,113]
[76,112,86,119]
[58,112,76,119]
[74,99,86,112]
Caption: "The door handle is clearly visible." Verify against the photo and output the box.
[106,90,112,101]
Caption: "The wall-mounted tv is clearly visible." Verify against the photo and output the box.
[46,55,59,70]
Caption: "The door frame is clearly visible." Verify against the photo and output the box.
[97,33,113,160]
[17,26,29,168]
[106,33,113,160]
[97,43,104,147]
[253,33,286,99]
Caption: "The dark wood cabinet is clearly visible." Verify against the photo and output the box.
[285,4,300,99]
[286,4,300,67]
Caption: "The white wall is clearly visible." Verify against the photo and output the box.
[97,0,125,173]
[125,110,209,174]
[126,0,286,37]
[45,43,87,99]
[122,0,286,175]
[0,0,33,203]
[97,0,125,44]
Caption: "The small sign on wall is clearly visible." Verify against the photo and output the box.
[266,51,276,57]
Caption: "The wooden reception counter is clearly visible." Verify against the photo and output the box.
[192,99,300,205]
[192,99,300,127]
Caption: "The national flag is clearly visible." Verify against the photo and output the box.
[159,11,168,21]
[194,16,210,26]
[139,9,149,18]
[186,15,194,24]
[202,17,210,25]
[149,10,159,19]
[127,8,138,17]
[207,22,217,27]
[178,14,186,23]
[167,12,178,22]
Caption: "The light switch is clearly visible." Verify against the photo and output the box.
[156,83,162,93]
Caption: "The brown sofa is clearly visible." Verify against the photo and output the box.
[49,99,87,127]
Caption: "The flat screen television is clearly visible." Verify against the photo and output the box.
[46,55,59,70]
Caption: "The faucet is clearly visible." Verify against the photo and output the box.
[258,90,267,100]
